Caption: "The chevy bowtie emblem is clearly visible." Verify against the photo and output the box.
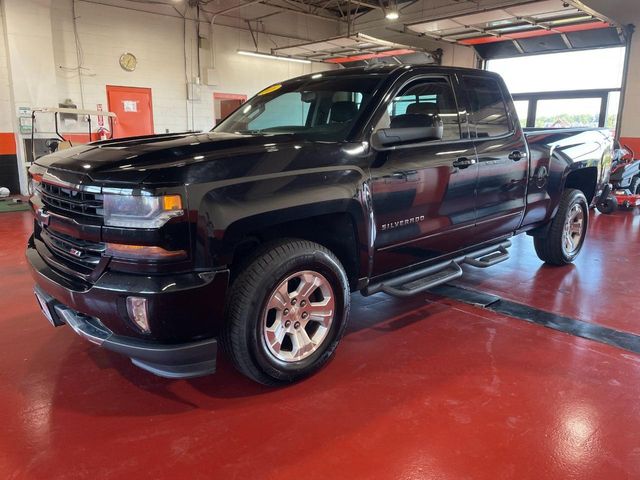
[69,248,83,258]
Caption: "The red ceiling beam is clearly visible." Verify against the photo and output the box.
[325,48,416,63]
[459,21,610,46]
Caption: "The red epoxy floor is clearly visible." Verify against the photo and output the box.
[454,209,640,335]
[2,211,640,479]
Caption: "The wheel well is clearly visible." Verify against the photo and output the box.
[229,213,360,290]
[564,167,598,204]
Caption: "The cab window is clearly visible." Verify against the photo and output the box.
[376,77,463,142]
[463,76,512,138]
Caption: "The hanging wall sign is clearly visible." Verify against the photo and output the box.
[122,100,138,112]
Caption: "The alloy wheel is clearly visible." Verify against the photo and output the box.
[262,270,335,363]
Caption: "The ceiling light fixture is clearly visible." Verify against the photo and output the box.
[385,10,399,20]
[237,50,311,64]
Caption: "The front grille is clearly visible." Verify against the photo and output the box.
[40,227,106,275]
[40,182,103,222]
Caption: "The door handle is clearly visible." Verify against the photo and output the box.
[452,157,476,169]
[509,150,526,161]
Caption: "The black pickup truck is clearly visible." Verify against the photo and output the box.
[27,65,612,385]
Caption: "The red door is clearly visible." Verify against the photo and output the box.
[214,92,247,124]
[106,85,154,138]
[220,99,243,120]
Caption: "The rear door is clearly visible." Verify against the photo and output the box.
[106,85,154,138]
[461,75,528,241]
[369,75,478,276]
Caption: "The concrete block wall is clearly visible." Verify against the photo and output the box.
[0,0,336,194]
[50,1,334,133]
[50,1,194,134]
[0,7,11,134]
[0,3,19,193]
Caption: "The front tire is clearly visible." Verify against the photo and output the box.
[221,239,350,386]
[534,189,588,266]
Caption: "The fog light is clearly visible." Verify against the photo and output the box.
[126,296,150,333]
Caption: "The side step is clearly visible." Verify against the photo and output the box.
[364,241,511,298]
[464,244,510,268]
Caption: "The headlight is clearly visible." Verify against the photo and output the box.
[103,194,183,228]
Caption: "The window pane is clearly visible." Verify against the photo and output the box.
[513,100,529,127]
[464,76,511,138]
[215,76,382,142]
[248,92,310,130]
[486,47,625,94]
[382,78,462,141]
[605,91,621,133]
[535,98,602,128]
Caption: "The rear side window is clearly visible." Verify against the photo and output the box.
[463,76,512,138]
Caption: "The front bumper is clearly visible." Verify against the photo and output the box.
[35,286,217,378]
[27,236,230,379]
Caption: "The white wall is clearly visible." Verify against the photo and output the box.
[193,23,333,130]
[0,6,12,133]
[0,0,337,193]
[441,43,478,68]
[49,1,334,134]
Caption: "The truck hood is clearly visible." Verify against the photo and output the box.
[35,131,306,184]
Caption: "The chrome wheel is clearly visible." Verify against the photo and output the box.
[562,203,585,256]
[262,270,335,363]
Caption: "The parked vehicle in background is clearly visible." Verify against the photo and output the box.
[27,65,613,385]
[596,141,640,213]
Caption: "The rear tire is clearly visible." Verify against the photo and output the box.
[221,239,350,386]
[534,188,588,266]
[631,176,640,195]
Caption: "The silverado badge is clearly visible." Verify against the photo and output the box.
[381,216,425,231]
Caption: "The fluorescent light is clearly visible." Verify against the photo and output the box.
[237,50,311,64]
[385,11,399,20]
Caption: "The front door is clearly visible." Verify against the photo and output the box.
[106,85,154,138]
[461,75,528,241]
[370,75,478,276]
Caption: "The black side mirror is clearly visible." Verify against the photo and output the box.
[372,113,443,149]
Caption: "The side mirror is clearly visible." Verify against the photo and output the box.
[372,113,443,149]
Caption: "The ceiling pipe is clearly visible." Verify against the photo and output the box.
[209,0,264,70]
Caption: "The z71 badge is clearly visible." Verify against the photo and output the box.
[381,216,425,231]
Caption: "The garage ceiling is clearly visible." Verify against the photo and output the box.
[272,32,434,64]
[202,1,625,61]
[404,0,625,58]
[409,0,597,44]
[128,1,626,62]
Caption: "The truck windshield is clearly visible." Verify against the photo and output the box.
[213,75,383,142]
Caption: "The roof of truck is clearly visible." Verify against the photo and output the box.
[293,64,501,81]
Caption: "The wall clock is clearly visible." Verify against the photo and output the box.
[119,52,137,72]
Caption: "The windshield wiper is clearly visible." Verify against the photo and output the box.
[235,129,263,134]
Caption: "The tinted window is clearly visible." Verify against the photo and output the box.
[248,92,311,130]
[215,76,382,142]
[378,77,462,141]
[464,76,511,138]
